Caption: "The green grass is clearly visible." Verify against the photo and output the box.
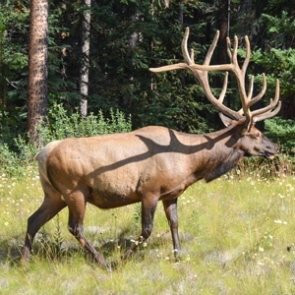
[0,166,295,294]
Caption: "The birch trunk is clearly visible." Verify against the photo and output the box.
[27,0,48,144]
[80,0,91,117]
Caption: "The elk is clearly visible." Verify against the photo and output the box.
[21,28,281,268]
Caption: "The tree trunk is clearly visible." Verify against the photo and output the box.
[80,0,91,117]
[179,2,184,25]
[129,12,140,50]
[164,0,169,8]
[125,10,141,108]
[0,26,6,109]
[217,0,228,65]
[27,0,48,144]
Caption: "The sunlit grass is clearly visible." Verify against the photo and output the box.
[0,166,295,294]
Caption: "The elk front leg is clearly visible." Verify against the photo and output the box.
[140,194,158,241]
[163,198,181,260]
[125,194,158,257]
[67,190,107,268]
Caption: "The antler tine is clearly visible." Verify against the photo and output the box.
[226,37,232,60]
[190,49,195,62]
[242,36,251,77]
[149,27,194,73]
[253,101,281,122]
[182,27,193,65]
[218,72,229,103]
[252,79,280,117]
[249,73,267,107]
[247,75,254,99]
[232,35,239,66]
[225,34,253,125]
[238,36,252,125]
[204,30,220,65]
[238,74,254,115]
[149,63,188,73]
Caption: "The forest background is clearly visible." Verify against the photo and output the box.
[0,0,295,174]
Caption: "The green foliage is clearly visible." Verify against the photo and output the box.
[38,103,132,144]
[0,143,20,176]
[0,136,37,177]
[263,11,295,34]
[144,72,218,133]
[251,48,295,103]
[0,106,36,176]
[87,0,225,131]
[250,9,295,123]
[265,118,295,154]
[0,2,29,111]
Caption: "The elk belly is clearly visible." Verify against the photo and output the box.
[87,168,141,209]
[89,190,139,209]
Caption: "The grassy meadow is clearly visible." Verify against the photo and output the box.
[0,166,295,294]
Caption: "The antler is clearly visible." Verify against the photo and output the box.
[150,27,281,127]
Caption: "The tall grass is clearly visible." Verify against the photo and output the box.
[0,168,294,294]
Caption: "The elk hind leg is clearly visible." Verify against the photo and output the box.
[22,187,66,262]
[66,190,107,268]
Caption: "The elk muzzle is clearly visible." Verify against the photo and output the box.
[261,136,279,159]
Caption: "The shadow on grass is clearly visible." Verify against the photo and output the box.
[0,228,194,270]
[0,230,146,270]
[0,235,23,265]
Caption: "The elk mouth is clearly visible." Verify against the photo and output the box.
[263,151,276,159]
[243,150,277,159]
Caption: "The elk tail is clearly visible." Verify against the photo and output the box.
[35,140,61,188]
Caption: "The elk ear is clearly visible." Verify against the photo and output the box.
[219,113,233,127]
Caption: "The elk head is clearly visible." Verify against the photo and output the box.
[150,27,281,159]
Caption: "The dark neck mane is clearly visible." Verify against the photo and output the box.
[204,148,244,182]
[188,123,245,182]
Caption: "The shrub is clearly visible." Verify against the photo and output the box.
[38,103,132,144]
[0,142,25,176]
[264,117,295,155]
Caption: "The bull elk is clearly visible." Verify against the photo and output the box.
[22,28,281,268]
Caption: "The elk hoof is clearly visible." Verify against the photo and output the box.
[173,249,183,262]
[94,253,110,270]
[20,247,31,266]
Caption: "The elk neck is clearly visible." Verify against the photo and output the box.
[183,122,246,182]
